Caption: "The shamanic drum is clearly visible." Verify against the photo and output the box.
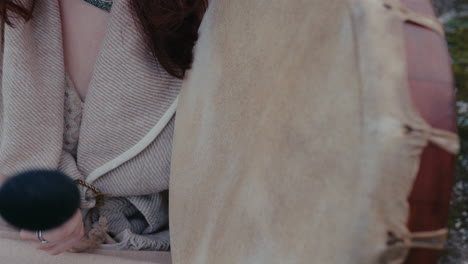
[169,0,458,264]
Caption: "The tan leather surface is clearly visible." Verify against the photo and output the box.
[169,0,458,263]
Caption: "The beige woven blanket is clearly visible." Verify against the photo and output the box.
[0,0,180,258]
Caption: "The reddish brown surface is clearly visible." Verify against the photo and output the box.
[402,0,457,263]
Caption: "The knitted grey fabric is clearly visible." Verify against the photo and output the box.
[63,77,83,158]
[0,0,180,251]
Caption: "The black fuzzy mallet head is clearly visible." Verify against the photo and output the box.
[0,170,80,231]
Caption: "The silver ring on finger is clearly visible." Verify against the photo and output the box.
[36,230,49,244]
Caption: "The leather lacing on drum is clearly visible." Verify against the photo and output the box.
[385,122,459,260]
[378,0,459,262]
[387,229,448,250]
[403,123,460,155]
[380,229,448,263]
[383,0,445,35]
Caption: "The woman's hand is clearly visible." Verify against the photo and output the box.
[19,209,84,255]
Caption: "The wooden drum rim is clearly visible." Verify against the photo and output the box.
[401,0,457,263]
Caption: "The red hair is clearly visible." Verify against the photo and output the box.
[0,0,208,78]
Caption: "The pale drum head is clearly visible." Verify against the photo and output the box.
[169,0,459,263]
